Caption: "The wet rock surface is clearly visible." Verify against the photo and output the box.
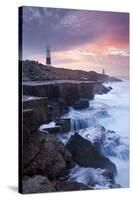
[73,99,89,110]
[78,126,129,160]
[56,118,71,133]
[22,175,56,194]
[22,96,48,129]
[54,180,92,191]
[23,130,72,179]
[66,132,117,176]
[94,83,111,95]
[20,60,123,193]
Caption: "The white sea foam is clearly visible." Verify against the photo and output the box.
[93,80,129,187]
[68,165,120,189]
[60,79,129,188]
[39,121,56,130]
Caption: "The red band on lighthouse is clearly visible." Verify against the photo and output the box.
[46,46,51,65]
[46,57,51,65]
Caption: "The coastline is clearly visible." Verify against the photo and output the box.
[58,79,129,188]
[20,61,129,193]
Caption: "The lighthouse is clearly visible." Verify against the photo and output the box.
[102,68,105,75]
[46,45,51,65]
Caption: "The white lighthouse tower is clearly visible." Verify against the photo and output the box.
[46,45,51,65]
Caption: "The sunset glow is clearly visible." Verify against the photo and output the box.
[22,7,129,77]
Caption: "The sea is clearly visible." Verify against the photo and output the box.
[59,79,129,188]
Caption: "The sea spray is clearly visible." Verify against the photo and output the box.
[59,80,129,188]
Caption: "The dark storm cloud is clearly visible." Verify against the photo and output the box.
[22,6,129,57]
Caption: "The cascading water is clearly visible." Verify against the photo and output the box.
[70,108,92,131]
[65,106,110,132]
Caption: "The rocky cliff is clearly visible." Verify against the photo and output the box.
[20,60,121,193]
[21,106,119,193]
[21,60,121,82]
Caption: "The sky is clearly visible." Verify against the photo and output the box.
[21,6,129,77]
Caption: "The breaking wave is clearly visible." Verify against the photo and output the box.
[60,80,129,188]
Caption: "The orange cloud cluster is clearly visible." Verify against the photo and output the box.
[47,35,129,76]
[32,32,129,77]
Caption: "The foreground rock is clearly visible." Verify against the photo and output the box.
[66,132,117,176]
[23,108,72,179]
[23,109,96,193]
[54,180,92,191]
[78,126,129,160]
[23,175,56,194]
[23,131,72,179]
[23,95,48,125]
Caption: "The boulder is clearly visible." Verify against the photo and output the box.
[22,175,56,194]
[73,99,89,110]
[66,132,117,176]
[23,131,72,179]
[78,126,129,160]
